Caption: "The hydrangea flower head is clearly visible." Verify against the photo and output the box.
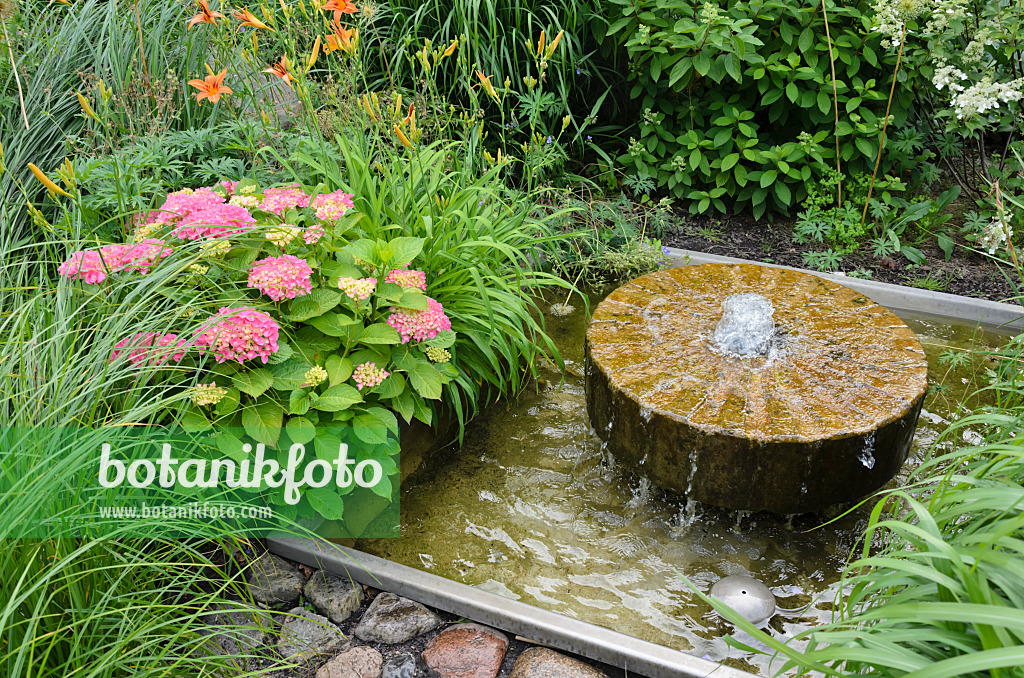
[173,204,257,240]
[338,276,376,301]
[104,239,173,273]
[154,188,226,226]
[311,190,355,221]
[111,332,187,367]
[190,382,228,406]
[265,225,302,248]
[384,268,427,291]
[247,254,314,301]
[58,250,112,284]
[304,365,328,387]
[192,306,280,364]
[353,362,389,390]
[387,297,452,343]
[258,184,310,216]
[304,224,325,245]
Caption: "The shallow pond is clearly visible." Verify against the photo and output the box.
[359,287,1011,675]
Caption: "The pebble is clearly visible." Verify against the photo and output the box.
[421,623,508,678]
[508,647,609,678]
[316,645,384,678]
[382,652,416,678]
[277,607,348,661]
[354,592,441,644]
[248,553,305,606]
[304,570,364,625]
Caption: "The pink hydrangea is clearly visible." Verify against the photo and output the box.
[386,297,452,343]
[258,185,310,216]
[192,306,280,364]
[110,332,187,367]
[338,277,376,301]
[353,362,389,390]
[172,204,257,240]
[58,250,113,284]
[311,190,354,221]
[218,180,238,196]
[304,224,325,245]
[153,188,225,226]
[101,239,173,274]
[384,268,427,291]
[247,255,314,301]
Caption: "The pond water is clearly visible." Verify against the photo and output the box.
[358,286,1010,675]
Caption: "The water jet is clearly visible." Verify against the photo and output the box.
[584,263,929,514]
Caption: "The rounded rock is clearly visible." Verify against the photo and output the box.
[585,263,928,513]
[710,575,776,627]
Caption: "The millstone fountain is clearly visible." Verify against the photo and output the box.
[584,263,928,514]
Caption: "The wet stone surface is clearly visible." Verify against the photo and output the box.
[207,549,633,678]
[585,263,929,513]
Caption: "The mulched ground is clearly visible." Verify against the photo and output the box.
[660,212,1021,305]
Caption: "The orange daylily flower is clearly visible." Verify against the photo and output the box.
[474,70,500,103]
[325,21,358,55]
[188,68,232,104]
[233,7,274,31]
[262,56,294,86]
[321,0,356,22]
[187,0,224,29]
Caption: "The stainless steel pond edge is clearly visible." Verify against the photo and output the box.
[666,247,1024,332]
[268,537,751,678]
[270,251,1022,678]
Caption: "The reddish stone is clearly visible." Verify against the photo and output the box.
[421,623,508,678]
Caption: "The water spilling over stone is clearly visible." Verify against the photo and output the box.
[584,263,929,514]
[714,293,777,357]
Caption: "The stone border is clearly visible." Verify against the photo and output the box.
[269,538,749,678]
[665,247,1024,332]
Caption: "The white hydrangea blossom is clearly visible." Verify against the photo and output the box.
[932,63,968,92]
[979,211,1014,255]
[953,77,1024,119]
[871,0,929,48]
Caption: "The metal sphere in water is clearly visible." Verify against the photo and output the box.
[710,575,776,627]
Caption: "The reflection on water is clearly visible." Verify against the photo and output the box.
[359,288,1009,675]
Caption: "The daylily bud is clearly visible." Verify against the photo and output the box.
[77,92,100,122]
[537,30,546,58]
[562,114,571,131]
[28,163,72,197]
[546,29,563,58]
[306,35,322,71]
[394,125,414,148]
[442,38,458,58]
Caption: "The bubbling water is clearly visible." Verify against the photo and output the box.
[713,293,777,357]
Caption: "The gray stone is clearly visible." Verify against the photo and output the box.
[354,592,441,644]
[316,645,384,678]
[304,570,364,625]
[277,607,348,662]
[248,553,305,606]
[509,647,609,678]
[382,653,416,678]
[196,603,277,671]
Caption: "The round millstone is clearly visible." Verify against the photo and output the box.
[584,264,928,514]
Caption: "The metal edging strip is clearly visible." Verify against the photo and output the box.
[666,247,1024,332]
[267,537,753,678]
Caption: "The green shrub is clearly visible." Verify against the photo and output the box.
[599,0,928,217]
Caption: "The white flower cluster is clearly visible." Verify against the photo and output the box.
[699,2,721,24]
[871,0,929,48]
[953,77,1024,119]
[924,0,967,33]
[980,212,1014,255]
[932,63,967,92]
